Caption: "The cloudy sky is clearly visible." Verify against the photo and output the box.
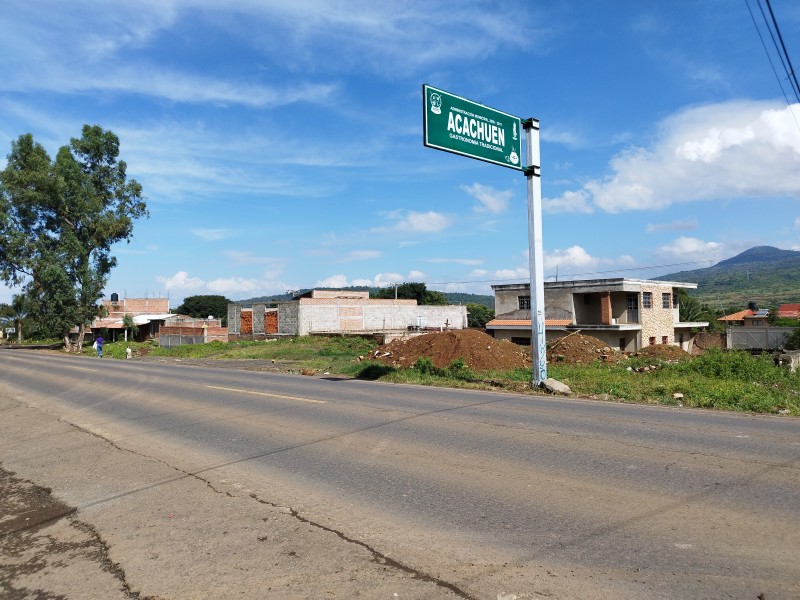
[1,0,799,306]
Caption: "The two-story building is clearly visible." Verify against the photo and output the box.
[486,278,708,352]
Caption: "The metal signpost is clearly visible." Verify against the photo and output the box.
[423,84,547,385]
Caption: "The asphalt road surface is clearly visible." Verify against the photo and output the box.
[1,349,799,599]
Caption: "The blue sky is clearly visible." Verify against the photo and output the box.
[2,1,799,307]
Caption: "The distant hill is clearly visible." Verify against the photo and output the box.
[237,287,494,308]
[659,246,800,308]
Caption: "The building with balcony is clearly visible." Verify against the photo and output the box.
[486,278,708,352]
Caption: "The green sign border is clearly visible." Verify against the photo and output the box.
[423,84,522,171]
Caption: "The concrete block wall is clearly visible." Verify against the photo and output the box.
[227,305,241,334]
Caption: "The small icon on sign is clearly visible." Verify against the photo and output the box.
[430,93,442,115]
[509,150,519,165]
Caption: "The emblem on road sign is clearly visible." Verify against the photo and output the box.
[430,93,442,115]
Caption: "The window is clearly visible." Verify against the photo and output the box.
[662,336,668,344]
[662,293,671,309]
[649,336,656,346]
[518,295,530,310]
[642,292,652,308]
[619,337,626,351]
[511,336,531,346]
[672,293,678,309]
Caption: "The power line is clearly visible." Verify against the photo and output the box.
[426,258,717,287]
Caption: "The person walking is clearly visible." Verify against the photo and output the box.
[94,336,104,358]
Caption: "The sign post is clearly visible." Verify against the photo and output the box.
[422,84,547,386]
[523,119,547,385]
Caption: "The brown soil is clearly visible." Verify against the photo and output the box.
[547,333,624,365]
[632,344,692,361]
[373,329,531,371]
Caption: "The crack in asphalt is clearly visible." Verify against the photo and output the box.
[247,491,478,600]
[51,418,477,599]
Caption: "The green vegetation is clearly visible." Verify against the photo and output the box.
[372,282,448,305]
[174,295,232,325]
[0,126,147,350]
[83,336,800,416]
[661,246,800,307]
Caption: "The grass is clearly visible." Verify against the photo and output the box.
[72,336,800,416]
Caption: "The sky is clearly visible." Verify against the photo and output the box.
[1,0,800,308]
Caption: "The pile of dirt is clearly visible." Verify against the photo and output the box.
[372,329,530,371]
[547,333,622,364]
[632,344,691,361]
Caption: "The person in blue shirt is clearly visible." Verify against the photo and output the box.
[94,336,104,358]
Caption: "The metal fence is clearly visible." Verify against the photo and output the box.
[726,327,795,350]
[159,334,205,349]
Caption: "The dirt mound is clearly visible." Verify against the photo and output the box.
[633,344,690,361]
[373,329,530,371]
[547,333,621,364]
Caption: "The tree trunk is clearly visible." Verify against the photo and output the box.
[76,323,86,352]
[63,334,73,352]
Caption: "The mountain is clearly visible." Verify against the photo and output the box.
[659,246,800,308]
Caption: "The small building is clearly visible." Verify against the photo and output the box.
[228,289,468,341]
[91,295,173,341]
[159,315,228,348]
[778,304,800,319]
[718,308,770,327]
[486,278,708,352]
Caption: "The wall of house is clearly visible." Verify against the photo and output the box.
[102,297,169,317]
[494,286,529,315]
[292,299,466,335]
[639,283,676,345]
[278,302,299,335]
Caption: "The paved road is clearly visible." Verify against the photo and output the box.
[1,349,799,599]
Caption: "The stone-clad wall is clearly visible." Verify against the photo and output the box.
[640,283,676,344]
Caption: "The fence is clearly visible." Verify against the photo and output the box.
[726,327,794,350]
[159,334,205,348]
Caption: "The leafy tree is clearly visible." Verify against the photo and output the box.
[0,126,147,350]
[372,282,448,305]
[785,328,800,351]
[122,314,139,342]
[0,295,26,342]
[466,303,494,328]
[175,295,232,325]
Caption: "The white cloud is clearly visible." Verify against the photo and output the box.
[657,236,724,260]
[315,270,425,289]
[344,250,382,261]
[155,270,290,301]
[378,210,453,233]
[544,246,635,273]
[461,182,513,214]
[192,228,234,241]
[543,190,594,214]
[222,251,283,266]
[646,218,698,233]
[426,258,484,266]
[566,101,800,213]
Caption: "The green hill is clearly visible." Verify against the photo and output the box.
[659,246,800,308]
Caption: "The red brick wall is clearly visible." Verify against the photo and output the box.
[241,311,253,334]
[600,292,612,325]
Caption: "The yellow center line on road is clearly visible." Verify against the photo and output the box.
[204,385,326,404]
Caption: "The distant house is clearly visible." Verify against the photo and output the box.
[718,308,770,327]
[486,278,708,352]
[778,304,800,319]
[91,295,173,341]
[228,289,468,341]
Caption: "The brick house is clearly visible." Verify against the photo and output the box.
[486,278,708,352]
[91,295,173,341]
[228,289,468,341]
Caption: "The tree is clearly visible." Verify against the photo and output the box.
[0,295,26,343]
[0,126,147,350]
[372,282,448,305]
[174,295,232,325]
[466,303,494,328]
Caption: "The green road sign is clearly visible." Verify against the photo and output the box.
[423,84,522,170]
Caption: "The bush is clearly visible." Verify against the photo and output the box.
[784,328,800,350]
